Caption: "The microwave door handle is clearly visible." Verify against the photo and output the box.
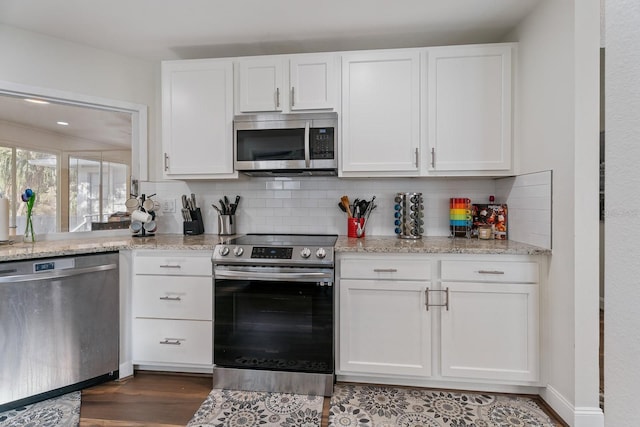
[304,121,311,167]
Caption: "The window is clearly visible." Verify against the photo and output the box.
[0,145,58,235]
[69,156,129,232]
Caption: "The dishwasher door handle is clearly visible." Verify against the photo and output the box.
[0,264,117,283]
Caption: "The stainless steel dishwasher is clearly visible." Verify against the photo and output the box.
[0,252,119,412]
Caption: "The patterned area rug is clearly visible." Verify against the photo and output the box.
[329,384,558,427]
[187,388,324,427]
[0,392,80,427]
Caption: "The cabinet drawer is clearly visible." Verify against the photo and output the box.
[341,257,431,280]
[132,318,212,366]
[441,260,538,283]
[134,253,212,276]
[133,276,212,320]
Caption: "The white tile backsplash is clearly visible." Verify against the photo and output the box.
[141,174,550,242]
[495,170,552,249]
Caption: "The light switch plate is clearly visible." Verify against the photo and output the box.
[161,199,176,213]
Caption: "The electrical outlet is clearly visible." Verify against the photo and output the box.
[161,199,176,213]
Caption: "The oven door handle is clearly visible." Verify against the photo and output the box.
[214,268,333,282]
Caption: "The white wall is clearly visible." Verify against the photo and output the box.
[605,1,640,425]
[511,0,602,425]
[0,23,157,176]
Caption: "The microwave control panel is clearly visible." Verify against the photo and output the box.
[310,128,335,160]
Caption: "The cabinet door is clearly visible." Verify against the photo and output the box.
[237,58,284,112]
[289,54,336,110]
[162,59,235,178]
[341,50,420,173]
[427,44,512,172]
[339,279,431,377]
[440,281,539,382]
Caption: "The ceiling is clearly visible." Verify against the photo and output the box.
[0,0,541,61]
[0,94,132,149]
[0,0,541,147]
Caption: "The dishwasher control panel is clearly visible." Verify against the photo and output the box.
[33,258,75,273]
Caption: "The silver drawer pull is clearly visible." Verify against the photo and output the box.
[159,338,183,345]
[373,268,398,273]
[159,264,181,269]
[478,270,505,275]
[159,296,182,301]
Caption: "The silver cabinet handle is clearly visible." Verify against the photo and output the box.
[164,153,169,171]
[431,147,435,168]
[478,270,505,275]
[425,287,449,311]
[373,268,398,273]
[159,339,182,345]
[291,87,295,107]
[159,296,181,301]
[276,87,280,108]
[415,148,419,168]
[159,264,181,269]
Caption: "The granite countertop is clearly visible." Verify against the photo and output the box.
[0,233,550,262]
[0,234,231,262]
[335,235,551,255]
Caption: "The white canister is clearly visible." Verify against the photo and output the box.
[0,196,9,241]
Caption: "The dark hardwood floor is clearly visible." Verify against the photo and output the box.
[80,372,564,426]
[80,371,331,427]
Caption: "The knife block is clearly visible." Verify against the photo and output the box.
[183,208,204,235]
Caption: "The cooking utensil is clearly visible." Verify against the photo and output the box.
[340,196,352,218]
[230,195,241,215]
[211,204,222,214]
[182,195,188,209]
[191,193,197,209]
[219,199,227,214]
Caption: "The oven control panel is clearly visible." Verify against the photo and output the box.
[251,246,293,259]
[214,244,334,265]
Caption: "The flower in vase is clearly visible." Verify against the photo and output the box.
[22,188,36,242]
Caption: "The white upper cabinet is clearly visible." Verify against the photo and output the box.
[162,59,237,179]
[425,44,513,173]
[237,58,284,112]
[236,53,337,113]
[289,54,336,110]
[341,50,421,175]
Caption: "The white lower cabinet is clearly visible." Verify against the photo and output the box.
[132,251,213,371]
[337,254,542,389]
[440,259,540,383]
[340,279,431,377]
[338,255,432,377]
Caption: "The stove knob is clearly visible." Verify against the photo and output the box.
[233,246,244,257]
[219,246,230,256]
[300,247,311,258]
[315,247,327,259]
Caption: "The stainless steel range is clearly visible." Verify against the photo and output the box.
[212,234,337,396]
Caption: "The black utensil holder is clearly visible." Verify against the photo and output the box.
[183,208,204,235]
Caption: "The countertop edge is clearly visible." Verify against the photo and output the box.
[0,234,551,262]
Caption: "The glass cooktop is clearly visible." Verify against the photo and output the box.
[228,233,338,247]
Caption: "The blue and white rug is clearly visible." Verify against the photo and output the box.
[329,384,559,427]
[0,392,80,427]
[187,388,324,427]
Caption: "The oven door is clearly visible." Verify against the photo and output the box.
[213,265,334,374]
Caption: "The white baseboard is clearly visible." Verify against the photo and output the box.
[540,385,604,427]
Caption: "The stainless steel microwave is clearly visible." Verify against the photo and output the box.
[234,112,338,176]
